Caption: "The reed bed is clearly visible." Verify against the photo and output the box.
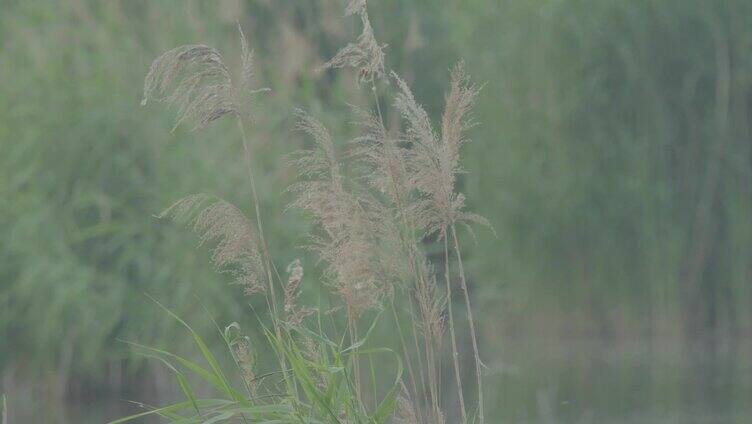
[116,1,489,422]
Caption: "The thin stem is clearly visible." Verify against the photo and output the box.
[347,309,364,412]
[236,117,289,384]
[411,260,441,423]
[237,119,283,335]
[450,224,484,424]
[422,312,441,423]
[371,81,428,418]
[407,293,429,422]
[390,300,421,416]
[237,118,279,317]
[443,228,468,424]
[369,353,377,410]
[371,82,385,125]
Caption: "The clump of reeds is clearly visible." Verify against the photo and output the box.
[117,1,489,423]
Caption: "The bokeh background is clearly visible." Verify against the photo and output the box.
[2,0,752,422]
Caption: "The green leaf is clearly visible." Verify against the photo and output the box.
[358,348,403,423]
[342,311,382,353]
[106,400,219,424]
[146,295,247,404]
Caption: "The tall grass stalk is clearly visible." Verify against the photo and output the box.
[443,229,468,423]
[452,224,484,424]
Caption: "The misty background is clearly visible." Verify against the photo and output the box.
[1,0,751,422]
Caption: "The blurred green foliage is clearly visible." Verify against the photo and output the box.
[0,1,251,382]
[1,0,751,421]
[458,0,752,340]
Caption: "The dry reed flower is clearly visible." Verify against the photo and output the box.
[392,64,490,238]
[351,105,411,207]
[159,194,265,295]
[414,259,445,345]
[350,105,427,292]
[225,322,257,396]
[289,110,389,316]
[322,0,386,83]
[392,64,492,424]
[283,259,314,326]
[142,25,267,131]
[344,0,367,17]
[235,336,256,394]
[237,25,254,96]
[393,384,419,424]
[142,43,236,131]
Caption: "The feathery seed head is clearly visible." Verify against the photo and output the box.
[159,194,265,296]
[142,44,236,131]
[225,322,257,395]
[415,260,445,344]
[142,25,267,131]
[283,259,314,325]
[323,0,386,83]
[345,0,367,17]
[393,385,420,424]
[351,105,411,206]
[290,111,391,316]
[392,65,490,236]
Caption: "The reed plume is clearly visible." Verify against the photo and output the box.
[141,43,236,131]
[344,0,367,16]
[283,259,314,326]
[289,109,389,316]
[351,105,411,211]
[393,65,490,237]
[394,384,420,424]
[322,0,386,82]
[393,63,490,423]
[158,194,265,296]
[225,322,258,396]
[350,113,416,290]
[142,25,266,131]
[142,24,279,322]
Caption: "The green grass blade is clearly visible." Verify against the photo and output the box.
[146,295,243,403]
[122,339,248,402]
[342,311,382,353]
[357,348,403,423]
[287,322,337,348]
[106,400,197,423]
[139,352,201,416]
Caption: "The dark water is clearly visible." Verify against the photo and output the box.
[486,337,752,423]
[7,338,751,423]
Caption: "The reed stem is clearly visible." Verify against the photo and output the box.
[443,228,468,424]
[451,224,484,424]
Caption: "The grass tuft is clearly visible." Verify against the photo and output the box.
[120,1,489,422]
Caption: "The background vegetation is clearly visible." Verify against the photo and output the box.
[1,0,751,422]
